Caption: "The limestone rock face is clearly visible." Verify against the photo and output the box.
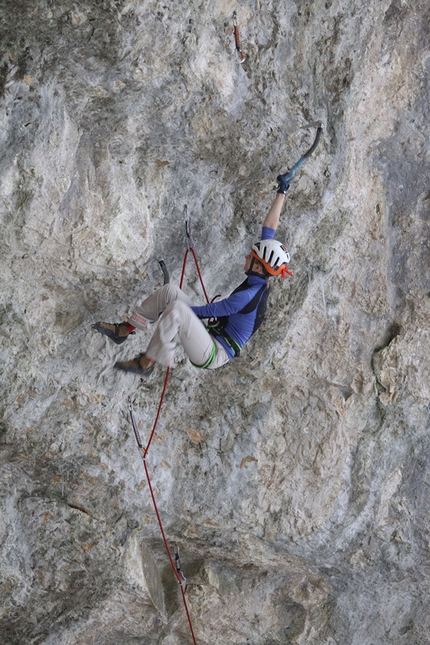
[1,1,429,644]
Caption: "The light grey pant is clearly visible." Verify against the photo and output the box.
[130,284,230,369]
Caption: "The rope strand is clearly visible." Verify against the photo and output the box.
[180,247,210,304]
[143,367,170,458]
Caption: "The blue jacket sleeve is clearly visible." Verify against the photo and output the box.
[262,226,276,240]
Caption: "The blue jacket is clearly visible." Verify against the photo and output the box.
[191,226,275,359]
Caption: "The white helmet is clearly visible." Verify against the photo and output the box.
[251,239,292,278]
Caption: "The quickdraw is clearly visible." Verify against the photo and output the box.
[181,205,211,304]
[233,11,246,63]
[175,547,187,588]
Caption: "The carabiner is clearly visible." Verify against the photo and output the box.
[183,204,194,250]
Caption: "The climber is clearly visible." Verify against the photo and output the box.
[92,174,292,377]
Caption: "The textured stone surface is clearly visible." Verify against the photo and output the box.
[1,1,430,644]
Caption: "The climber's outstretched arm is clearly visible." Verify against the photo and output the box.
[262,192,286,232]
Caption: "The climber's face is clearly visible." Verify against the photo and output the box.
[244,253,252,272]
[245,253,265,275]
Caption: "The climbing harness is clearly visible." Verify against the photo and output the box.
[233,11,246,63]
[208,322,242,357]
[277,122,323,186]
[190,341,217,369]
[127,209,213,645]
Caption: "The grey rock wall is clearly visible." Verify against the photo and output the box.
[1,1,429,644]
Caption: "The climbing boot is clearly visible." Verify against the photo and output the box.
[92,321,134,345]
[114,353,155,377]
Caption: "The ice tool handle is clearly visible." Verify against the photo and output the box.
[278,123,323,186]
[158,259,170,285]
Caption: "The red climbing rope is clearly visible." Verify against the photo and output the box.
[130,405,198,645]
[143,367,170,458]
[181,246,210,304]
[181,205,211,304]
[129,220,210,645]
